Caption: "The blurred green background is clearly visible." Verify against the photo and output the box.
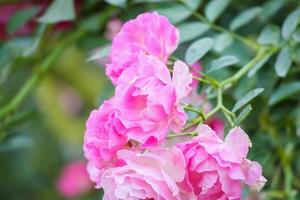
[0,0,300,200]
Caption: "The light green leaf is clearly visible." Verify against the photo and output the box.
[38,0,75,24]
[134,0,171,2]
[213,33,233,52]
[205,0,230,22]
[293,28,300,42]
[105,0,127,7]
[208,55,239,73]
[235,104,252,124]
[232,88,264,112]
[185,0,202,9]
[88,45,111,61]
[179,22,209,43]
[282,8,300,40]
[257,25,280,45]
[247,53,271,77]
[7,7,39,35]
[155,0,202,24]
[185,37,214,65]
[274,47,292,77]
[23,25,47,57]
[269,82,300,105]
[230,7,262,30]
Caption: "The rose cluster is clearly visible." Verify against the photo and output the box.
[83,12,266,200]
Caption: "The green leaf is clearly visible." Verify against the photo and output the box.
[261,0,285,22]
[247,53,271,77]
[293,28,300,42]
[134,0,172,2]
[155,0,202,24]
[38,0,75,24]
[105,0,127,7]
[7,7,39,35]
[205,0,230,22]
[208,55,239,73]
[23,25,47,57]
[185,37,214,65]
[257,25,280,45]
[0,134,33,151]
[213,33,233,52]
[232,88,264,112]
[274,47,292,77]
[282,8,300,40]
[230,7,262,30]
[88,45,111,61]
[179,22,209,43]
[235,104,252,125]
[269,82,300,105]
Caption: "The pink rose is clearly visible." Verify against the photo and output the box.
[101,147,196,200]
[177,125,266,199]
[83,99,128,187]
[57,160,92,198]
[114,54,192,146]
[106,12,179,84]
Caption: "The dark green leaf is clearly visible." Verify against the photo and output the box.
[282,8,300,40]
[208,55,239,73]
[232,88,264,112]
[269,81,300,105]
[38,0,75,24]
[7,7,39,35]
[274,47,292,77]
[185,37,214,65]
[235,104,252,125]
[257,25,280,45]
[230,7,261,30]
[204,0,230,22]
[105,0,127,7]
[261,0,285,21]
[179,22,209,43]
[213,33,233,52]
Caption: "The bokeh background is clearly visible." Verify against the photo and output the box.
[0,0,300,200]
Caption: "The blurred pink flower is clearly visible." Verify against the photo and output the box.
[106,12,179,84]
[177,125,266,199]
[105,18,122,40]
[101,147,196,200]
[0,1,80,41]
[114,54,192,146]
[83,99,128,187]
[57,160,92,198]
[59,87,83,116]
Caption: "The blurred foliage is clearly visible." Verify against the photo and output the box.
[0,0,300,200]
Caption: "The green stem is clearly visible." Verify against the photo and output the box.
[167,131,198,139]
[220,47,277,89]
